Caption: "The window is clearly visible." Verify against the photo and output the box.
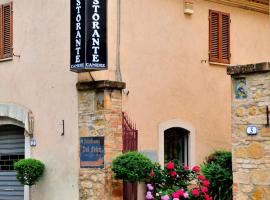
[209,10,230,64]
[164,128,189,165]
[0,2,12,60]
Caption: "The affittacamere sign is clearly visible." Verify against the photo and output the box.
[70,0,107,72]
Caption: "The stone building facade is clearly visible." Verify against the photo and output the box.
[228,62,270,200]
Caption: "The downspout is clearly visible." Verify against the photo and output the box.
[115,0,122,82]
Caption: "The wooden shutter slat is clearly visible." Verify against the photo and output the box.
[2,2,12,59]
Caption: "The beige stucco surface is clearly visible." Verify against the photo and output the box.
[0,0,79,199]
[0,0,122,199]
[118,0,270,164]
[82,0,270,166]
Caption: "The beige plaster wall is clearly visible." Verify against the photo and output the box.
[119,0,270,164]
[0,0,79,199]
[0,0,120,199]
[0,0,121,199]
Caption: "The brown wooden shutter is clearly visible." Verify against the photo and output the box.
[209,10,220,63]
[209,10,230,64]
[221,13,230,64]
[2,2,13,59]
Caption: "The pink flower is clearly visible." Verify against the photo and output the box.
[198,175,205,181]
[161,195,170,200]
[146,191,154,199]
[170,171,177,177]
[191,189,200,197]
[173,198,179,200]
[192,166,200,173]
[183,192,189,198]
[201,187,208,193]
[184,166,189,170]
[147,184,154,191]
[203,180,210,187]
[166,161,174,170]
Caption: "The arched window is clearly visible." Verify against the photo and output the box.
[164,127,189,165]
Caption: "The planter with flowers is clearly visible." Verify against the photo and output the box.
[145,161,212,200]
[111,152,213,200]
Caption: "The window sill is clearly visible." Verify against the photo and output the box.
[0,57,13,62]
[209,61,230,67]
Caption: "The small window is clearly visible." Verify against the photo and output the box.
[0,2,13,60]
[164,128,189,165]
[209,10,230,64]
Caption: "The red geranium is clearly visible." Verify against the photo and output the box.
[150,170,155,177]
[172,189,184,198]
[183,166,189,170]
[191,189,200,197]
[172,192,180,198]
[201,187,208,193]
[170,171,177,177]
[166,161,174,170]
[192,165,200,172]
[203,180,210,187]
[204,194,213,200]
[198,175,205,180]
[176,189,184,196]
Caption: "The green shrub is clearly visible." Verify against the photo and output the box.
[201,150,233,200]
[111,151,154,182]
[14,158,45,186]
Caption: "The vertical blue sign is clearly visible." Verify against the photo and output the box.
[80,137,104,168]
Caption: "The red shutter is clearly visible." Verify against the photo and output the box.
[221,13,230,64]
[209,10,220,63]
[209,10,230,64]
[2,2,12,59]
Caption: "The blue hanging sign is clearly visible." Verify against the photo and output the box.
[80,137,104,168]
[70,0,107,72]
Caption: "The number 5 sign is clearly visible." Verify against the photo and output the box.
[246,125,257,135]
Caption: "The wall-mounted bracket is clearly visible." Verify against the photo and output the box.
[61,120,65,136]
[266,106,269,127]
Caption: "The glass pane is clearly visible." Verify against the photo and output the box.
[164,128,189,165]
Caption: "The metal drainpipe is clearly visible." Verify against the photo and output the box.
[115,0,122,82]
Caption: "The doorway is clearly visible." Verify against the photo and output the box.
[164,127,189,165]
[0,125,25,200]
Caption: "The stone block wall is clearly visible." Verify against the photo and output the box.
[228,62,270,200]
[77,81,125,200]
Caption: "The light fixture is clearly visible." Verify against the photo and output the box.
[184,0,194,15]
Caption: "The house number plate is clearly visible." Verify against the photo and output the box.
[246,125,257,135]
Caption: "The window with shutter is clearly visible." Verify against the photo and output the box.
[209,10,230,64]
[0,2,12,60]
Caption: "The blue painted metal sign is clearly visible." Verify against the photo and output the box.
[80,137,104,168]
